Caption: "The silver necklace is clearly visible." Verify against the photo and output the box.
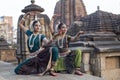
[29,34,38,50]
[58,35,66,48]
[58,37,64,48]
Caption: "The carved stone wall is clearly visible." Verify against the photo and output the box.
[0,49,16,62]
[67,10,120,40]
[53,0,87,30]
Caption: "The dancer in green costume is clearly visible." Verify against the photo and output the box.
[49,15,84,75]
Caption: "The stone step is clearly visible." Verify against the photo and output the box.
[69,46,94,53]
[69,41,120,47]
[6,60,18,65]
[0,61,104,80]
[80,33,117,38]
[95,45,120,52]
[78,33,118,41]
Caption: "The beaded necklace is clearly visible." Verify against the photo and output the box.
[57,37,64,48]
[57,34,66,48]
[29,34,38,50]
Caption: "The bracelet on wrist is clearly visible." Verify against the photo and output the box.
[22,17,25,21]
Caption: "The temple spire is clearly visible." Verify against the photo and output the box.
[97,6,100,11]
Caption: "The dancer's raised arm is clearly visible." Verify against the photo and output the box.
[19,12,30,32]
[70,31,85,41]
[49,14,61,35]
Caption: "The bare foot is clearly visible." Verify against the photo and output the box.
[49,70,57,76]
[74,70,83,76]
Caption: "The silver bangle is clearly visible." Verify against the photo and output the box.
[22,17,25,21]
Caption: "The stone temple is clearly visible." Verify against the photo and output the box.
[53,0,87,32]
[67,8,120,80]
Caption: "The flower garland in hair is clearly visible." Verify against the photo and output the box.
[29,14,38,31]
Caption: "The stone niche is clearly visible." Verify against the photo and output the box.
[89,52,120,80]
[98,53,120,80]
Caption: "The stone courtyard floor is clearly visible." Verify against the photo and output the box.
[0,61,104,80]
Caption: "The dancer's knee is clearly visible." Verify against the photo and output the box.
[52,47,59,61]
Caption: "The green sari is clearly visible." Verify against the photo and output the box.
[52,34,82,71]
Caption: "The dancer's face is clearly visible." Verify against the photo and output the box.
[33,22,41,32]
[59,24,67,34]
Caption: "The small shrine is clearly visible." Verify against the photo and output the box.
[0,37,10,49]
[0,37,16,62]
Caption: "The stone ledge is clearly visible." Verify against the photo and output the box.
[69,46,94,53]
[95,45,120,53]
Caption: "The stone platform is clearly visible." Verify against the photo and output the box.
[0,61,104,80]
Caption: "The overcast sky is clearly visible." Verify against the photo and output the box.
[0,0,120,29]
